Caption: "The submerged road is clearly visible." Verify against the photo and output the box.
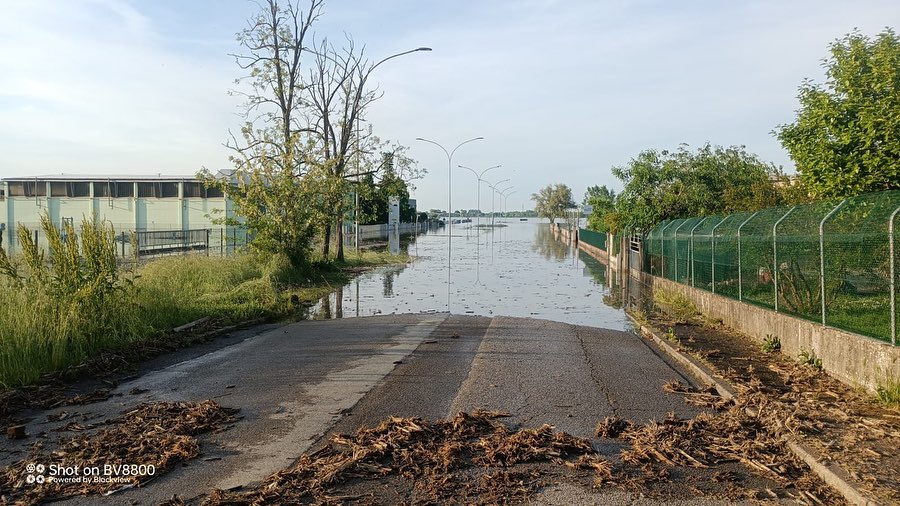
[9,314,713,505]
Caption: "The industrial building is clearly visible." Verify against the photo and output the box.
[0,174,246,257]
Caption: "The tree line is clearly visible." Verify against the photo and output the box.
[533,28,899,233]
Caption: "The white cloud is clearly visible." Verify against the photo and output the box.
[0,0,897,210]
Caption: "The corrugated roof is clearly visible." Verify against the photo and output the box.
[2,173,200,182]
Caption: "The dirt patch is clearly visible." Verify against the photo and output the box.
[653,315,900,504]
[0,400,238,504]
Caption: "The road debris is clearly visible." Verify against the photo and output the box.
[0,400,238,504]
[203,410,608,505]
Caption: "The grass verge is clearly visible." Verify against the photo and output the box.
[0,238,407,390]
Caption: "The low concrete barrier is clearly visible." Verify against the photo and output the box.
[648,274,900,394]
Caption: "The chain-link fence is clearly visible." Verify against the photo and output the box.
[644,190,900,345]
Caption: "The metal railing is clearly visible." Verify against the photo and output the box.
[644,190,900,345]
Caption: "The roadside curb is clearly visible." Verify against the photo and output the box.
[627,313,879,506]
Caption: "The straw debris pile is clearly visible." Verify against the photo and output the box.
[204,410,610,505]
[0,400,238,504]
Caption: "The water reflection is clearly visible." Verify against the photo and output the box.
[532,225,570,261]
[306,221,629,330]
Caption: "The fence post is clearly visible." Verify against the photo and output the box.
[819,200,847,325]
[772,207,797,312]
[736,211,759,301]
[659,221,674,277]
[673,220,690,283]
[710,217,726,294]
[889,206,900,345]
[206,229,210,257]
[689,217,707,287]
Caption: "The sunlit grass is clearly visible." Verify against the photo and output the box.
[0,236,408,389]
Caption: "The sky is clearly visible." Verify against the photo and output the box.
[1,0,898,212]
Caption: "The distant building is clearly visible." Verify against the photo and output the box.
[0,174,243,255]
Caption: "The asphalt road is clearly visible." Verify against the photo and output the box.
[3,314,753,505]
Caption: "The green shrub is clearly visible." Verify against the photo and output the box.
[653,289,699,324]
[762,334,781,353]
[798,349,823,370]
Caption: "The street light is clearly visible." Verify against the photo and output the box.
[353,47,432,252]
[458,164,501,231]
[503,190,517,218]
[415,136,484,313]
[487,179,510,228]
[497,186,515,223]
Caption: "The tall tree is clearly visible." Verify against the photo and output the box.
[776,28,900,199]
[611,144,785,232]
[306,40,428,260]
[200,0,327,267]
[582,185,616,233]
[531,184,576,225]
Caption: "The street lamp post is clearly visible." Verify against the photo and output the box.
[415,137,484,313]
[353,47,432,253]
[496,184,514,226]
[503,191,517,218]
[458,164,501,232]
[487,179,510,228]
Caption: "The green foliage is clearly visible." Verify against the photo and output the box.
[762,334,781,353]
[0,216,142,387]
[0,230,407,389]
[612,144,786,232]
[583,185,617,233]
[664,327,678,342]
[798,349,823,370]
[531,184,576,225]
[776,28,900,199]
[875,379,900,408]
[653,289,699,324]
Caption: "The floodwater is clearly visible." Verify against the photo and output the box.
[309,219,629,331]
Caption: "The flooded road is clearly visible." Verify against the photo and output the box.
[313,220,628,331]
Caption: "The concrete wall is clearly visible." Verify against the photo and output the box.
[649,274,900,394]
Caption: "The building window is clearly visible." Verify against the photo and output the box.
[137,181,179,198]
[50,182,92,197]
[206,186,224,198]
[51,182,67,197]
[114,182,134,197]
[183,182,223,198]
[161,182,178,198]
[183,182,202,198]
[69,182,90,197]
[8,181,47,197]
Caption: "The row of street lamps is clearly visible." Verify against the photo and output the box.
[415,138,519,313]
[353,46,517,314]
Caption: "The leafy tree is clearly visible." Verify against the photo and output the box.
[612,144,784,232]
[583,185,616,233]
[776,28,900,199]
[531,184,576,225]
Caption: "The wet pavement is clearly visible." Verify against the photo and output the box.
[313,219,629,330]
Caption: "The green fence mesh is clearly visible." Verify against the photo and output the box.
[643,190,900,345]
[578,228,607,251]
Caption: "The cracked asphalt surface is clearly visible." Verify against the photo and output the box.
[3,313,724,505]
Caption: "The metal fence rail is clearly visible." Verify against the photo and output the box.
[644,190,900,345]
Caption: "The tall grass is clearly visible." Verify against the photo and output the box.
[0,217,408,389]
